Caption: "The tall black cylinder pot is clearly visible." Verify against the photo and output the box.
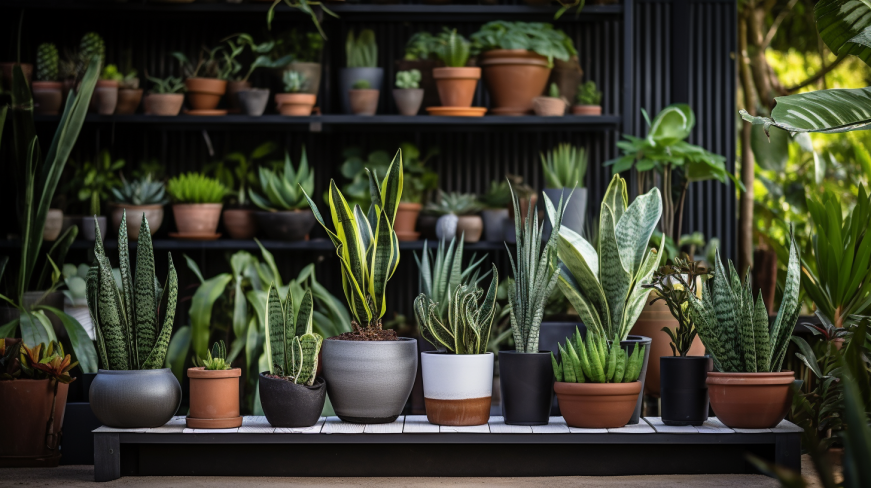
[499,351,554,425]
[660,356,712,426]
[619,335,652,424]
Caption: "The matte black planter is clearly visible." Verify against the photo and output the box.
[499,351,554,425]
[618,335,652,425]
[253,210,316,241]
[660,356,712,426]
[259,373,326,428]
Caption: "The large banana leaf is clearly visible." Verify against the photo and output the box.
[740,87,871,136]
[815,0,871,67]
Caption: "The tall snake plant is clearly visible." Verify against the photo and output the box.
[553,174,663,341]
[86,212,178,370]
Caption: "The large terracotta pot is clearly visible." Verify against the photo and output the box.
[706,371,795,429]
[432,66,480,108]
[349,89,380,115]
[630,299,706,396]
[223,208,257,240]
[479,50,551,116]
[395,202,422,241]
[554,381,642,428]
[456,215,483,243]
[226,80,251,114]
[421,352,493,426]
[184,77,227,111]
[0,379,70,467]
[43,209,63,242]
[115,88,143,115]
[31,81,63,115]
[275,93,316,116]
[186,367,242,429]
[112,204,164,240]
[144,93,184,116]
[172,203,223,236]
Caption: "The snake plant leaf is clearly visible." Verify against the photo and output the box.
[118,212,135,337]
[770,232,802,371]
[559,344,577,382]
[296,289,315,340]
[711,253,741,371]
[142,254,177,369]
[370,210,395,318]
[619,245,662,339]
[551,353,564,382]
[815,0,871,67]
[477,265,499,350]
[601,174,628,226]
[380,151,403,226]
[265,284,285,375]
[740,87,871,136]
[134,216,157,368]
[599,203,630,332]
[296,333,320,386]
[753,291,771,373]
[96,252,129,370]
[615,187,662,279]
[329,181,369,298]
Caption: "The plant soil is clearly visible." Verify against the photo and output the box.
[331,321,398,341]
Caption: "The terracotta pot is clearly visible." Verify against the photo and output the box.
[238,88,270,116]
[112,204,164,240]
[0,62,32,87]
[533,96,566,116]
[184,77,227,111]
[339,67,383,114]
[395,202,422,241]
[572,105,602,116]
[144,93,184,116]
[226,80,251,114]
[432,66,481,108]
[706,371,795,429]
[115,88,143,115]
[554,381,642,428]
[421,352,493,426]
[630,299,706,396]
[349,89,380,115]
[456,215,483,243]
[0,379,70,467]
[275,93,316,116]
[223,208,257,240]
[479,50,551,116]
[548,56,583,104]
[43,209,63,242]
[172,203,223,236]
[91,80,119,115]
[396,59,439,109]
[31,81,63,115]
[186,367,242,429]
[393,88,424,116]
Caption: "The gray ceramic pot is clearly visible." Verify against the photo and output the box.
[89,369,181,428]
[339,67,383,114]
[542,187,587,240]
[238,88,270,116]
[481,208,509,242]
[321,337,417,423]
[82,216,107,242]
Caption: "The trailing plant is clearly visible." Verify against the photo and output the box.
[553,174,663,341]
[146,75,185,94]
[196,341,231,371]
[35,43,59,82]
[435,28,471,68]
[478,179,512,209]
[248,147,314,212]
[87,212,179,370]
[207,142,275,208]
[267,29,323,64]
[541,143,587,189]
[340,144,438,207]
[470,21,576,66]
[111,174,170,206]
[576,80,601,105]
[352,79,371,90]
[282,71,306,93]
[346,29,378,68]
[642,257,712,356]
[167,173,229,204]
[266,0,337,41]
[69,149,125,216]
[396,69,421,89]
[424,191,482,216]
[404,32,438,61]
[265,285,322,385]
[551,327,645,383]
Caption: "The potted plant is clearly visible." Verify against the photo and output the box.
[397,32,440,109]
[187,341,242,429]
[248,148,316,241]
[572,80,602,115]
[71,149,124,241]
[260,287,326,427]
[62,263,95,341]
[470,21,576,115]
[393,69,423,116]
[302,149,418,424]
[349,79,379,115]
[540,143,588,238]
[551,174,663,424]
[275,71,316,116]
[642,258,713,426]
[687,232,801,429]
[173,45,231,114]
[215,142,275,240]
[431,29,482,115]
[113,65,142,115]
[533,82,567,116]
[263,29,323,96]
[93,64,120,115]
[219,34,250,114]
[426,191,484,243]
[110,174,169,240]
[0,340,77,467]
[415,240,499,426]
[166,173,229,239]
[86,213,182,428]
[340,29,382,114]
[143,75,185,116]
[478,179,511,242]
[32,43,63,115]
[552,328,646,428]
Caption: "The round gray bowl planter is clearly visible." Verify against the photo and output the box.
[321,337,417,424]
[89,369,181,428]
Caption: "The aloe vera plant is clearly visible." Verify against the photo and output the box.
[86,212,179,370]
[265,285,322,385]
[197,341,231,371]
[551,327,645,383]
[249,148,314,211]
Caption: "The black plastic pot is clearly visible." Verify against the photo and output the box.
[499,351,554,425]
[538,322,586,415]
[619,335,652,424]
[259,373,326,428]
[661,356,712,426]
[253,210,316,241]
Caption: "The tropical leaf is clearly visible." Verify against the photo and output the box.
[189,273,232,360]
[40,306,98,373]
[740,87,871,136]
[647,103,695,146]
[815,0,871,67]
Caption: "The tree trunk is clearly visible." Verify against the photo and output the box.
[738,12,756,277]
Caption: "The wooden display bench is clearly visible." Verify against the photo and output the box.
[93,415,802,481]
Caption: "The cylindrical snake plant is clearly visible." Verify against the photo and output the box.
[264,284,322,385]
[551,327,645,383]
[86,212,178,370]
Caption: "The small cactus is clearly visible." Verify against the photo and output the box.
[265,285,322,386]
[36,43,59,82]
[79,32,105,68]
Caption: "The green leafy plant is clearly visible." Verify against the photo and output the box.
[415,273,499,355]
[404,32,438,61]
[265,285,322,385]
[346,29,378,68]
[111,174,169,206]
[541,143,587,189]
[35,43,58,82]
[196,341,231,371]
[87,212,179,370]
[642,257,712,356]
[282,71,306,93]
[70,149,125,216]
[554,174,663,341]
[101,64,122,82]
[167,173,229,204]
[396,69,421,89]
[435,28,470,68]
[576,81,601,105]
[424,191,482,216]
[146,75,185,94]
[551,327,645,383]
[478,180,512,209]
[267,29,323,64]
[266,0,337,41]
[248,147,314,212]
[208,142,275,208]
[470,21,576,66]
[339,144,438,207]
[352,79,371,90]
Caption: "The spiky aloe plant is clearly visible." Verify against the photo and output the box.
[551,327,645,383]
[111,175,169,206]
[249,148,314,211]
[686,231,801,373]
[196,341,231,371]
[265,285,322,385]
[86,212,178,370]
[36,43,59,82]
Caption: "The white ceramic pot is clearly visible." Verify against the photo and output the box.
[435,214,458,241]
[421,351,493,426]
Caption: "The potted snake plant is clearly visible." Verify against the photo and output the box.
[248,147,316,241]
[86,212,182,428]
[187,341,242,429]
[301,148,418,424]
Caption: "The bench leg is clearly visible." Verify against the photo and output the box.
[775,433,801,473]
[94,433,121,482]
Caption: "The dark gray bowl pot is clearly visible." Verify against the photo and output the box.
[259,373,326,428]
[89,369,181,428]
[253,210,316,241]
[238,88,270,116]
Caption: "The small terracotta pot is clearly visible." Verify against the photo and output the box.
[0,62,32,87]
[92,80,119,115]
[43,209,64,242]
[479,50,551,116]
[706,371,795,429]
[172,203,223,236]
[432,66,481,108]
[0,379,70,467]
[239,88,270,116]
[456,215,483,243]
[112,204,164,240]
[393,88,424,116]
[115,88,143,115]
[422,352,493,426]
[184,77,228,111]
[223,208,257,240]
[394,202,422,240]
[31,81,63,115]
[349,89,380,115]
[275,93,316,116]
[554,381,642,428]
[572,105,602,116]
[533,97,566,116]
[226,80,251,114]
[186,367,242,429]
[144,93,184,116]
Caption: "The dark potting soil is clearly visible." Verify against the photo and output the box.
[331,322,398,341]
[264,374,296,382]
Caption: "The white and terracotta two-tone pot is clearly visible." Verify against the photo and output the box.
[421,351,493,426]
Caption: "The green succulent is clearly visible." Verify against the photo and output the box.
[282,70,306,93]
[552,327,646,384]
[265,285,322,385]
[146,75,185,94]
[352,79,371,90]
[111,175,170,206]
[197,341,231,371]
[576,81,602,106]
[79,32,105,68]
[62,263,90,305]
[478,180,512,209]
[425,191,482,216]
[36,43,59,82]
[396,69,421,89]
[435,28,471,68]
[249,148,314,211]
[541,143,588,189]
[548,82,561,99]
[167,173,229,204]
[346,29,378,68]
[101,64,123,82]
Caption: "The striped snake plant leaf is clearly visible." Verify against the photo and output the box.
[296,333,321,386]
[559,344,577,382]
[615,187,662,279]
[370,209,397,319]
[477,265,499,352]
[96,251,129,370]
[619,244,662,339]
[739,273,757,372]
[414,296,454,350]
[711,253,742,371]
[353,205,373,258]
[265,284,285,375]
[770,231,802,372]
[142,255,177,369]
[134,216,157,369]
[753,291,771,373]
[380,151,404,226]
[601,174,628,226]
[294,289,314,340]
[329,181,369,294]
[86,264,110,369]
[599,203,630,335]
[739,87,871,136]
[280,285,296,374]
[301,189,340,248]
[117,212,135,346]
[815,0,871,67]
